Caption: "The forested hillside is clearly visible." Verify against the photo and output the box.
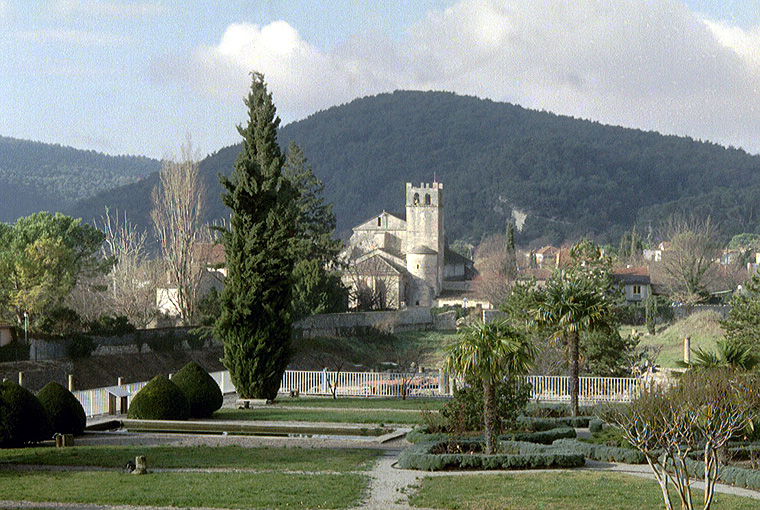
[0,136,159,222]
[70,91,760,246]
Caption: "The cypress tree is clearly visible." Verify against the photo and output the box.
[215,73,298,400]
[505,221,518,282]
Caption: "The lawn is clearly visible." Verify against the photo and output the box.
[0,471,366,509]
[213,407,427,425]
[272,396,446,411]
[0,445,379,509]
[409,471,759,510]
[0,445,379,471]
[625,310,725,368]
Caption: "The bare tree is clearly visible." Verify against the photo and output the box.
[600,370,760,510]
[343,254,401,310]
[473,233,513,307]
[653,216,721,305]
[99,207,161,328]
[151,136,210,324]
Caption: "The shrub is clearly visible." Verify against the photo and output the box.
[440,377,531,434]
[127,375,190,420]
[589,418,605,433]
[397,439,585,471]
[406,426,575,445]
[65,332,94,360]
[553,438,646,464]
[171,361,223,418]
[524,403,596,418]
[36,381,87,435]
[518,415,592,430]
[0,381,52,447]
[146,330,178,352]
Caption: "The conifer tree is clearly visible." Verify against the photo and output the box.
[505,221,518,282]
[215,73,297,400]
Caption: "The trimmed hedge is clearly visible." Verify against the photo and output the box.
[127,375,190,420]
[553,438,647,464]
[524,403,596,418]
[681,457,760,490]
[37,382,87,435]
[518,415,593,430]
[398,439,585,471]
[170,361,223,418]
[588,418,605,433]
[406,426,576,445]
[0,381,52,447]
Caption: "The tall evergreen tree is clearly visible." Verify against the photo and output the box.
[215,73,298,400]
[505,221,518,282]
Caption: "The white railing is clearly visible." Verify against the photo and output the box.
[74,369,638,418]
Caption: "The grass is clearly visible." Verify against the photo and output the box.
[626,310,725,368]
[408,471,759,510]
[394,329,457,365]
[0,445,380,471]
[213,407,427,425]
[0,470,366,509]
[273,396,446,411]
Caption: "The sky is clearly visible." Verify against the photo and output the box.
[1,0,759,159]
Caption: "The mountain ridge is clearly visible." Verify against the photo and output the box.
[58,90,760,245]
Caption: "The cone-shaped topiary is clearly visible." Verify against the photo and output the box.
[127,375,190,420]
[171,361,223,418]
[37,381,87,435]
[0,381,52,447]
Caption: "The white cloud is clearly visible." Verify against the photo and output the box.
[163,0,760,153]
[51,0,167,18]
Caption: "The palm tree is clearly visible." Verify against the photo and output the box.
[443,318,535,454]
[531,268,615,417]
[686,339,759,372]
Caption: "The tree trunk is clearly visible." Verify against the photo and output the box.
[483,380,496,455]
[569,332,579,417]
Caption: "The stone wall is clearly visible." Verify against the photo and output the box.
[294,307,434,339]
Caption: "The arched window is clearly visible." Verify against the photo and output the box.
[377,217,382,227]
[413,192,420,205]
[425,194,431,205]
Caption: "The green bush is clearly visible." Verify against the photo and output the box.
[36,381,87,435]
[0,381,52,447]
[127,375,190,420]
[524,403,596,418]
[86,315,136,336]
[170,362,223,418]
[406,426,575,445]
[440,377,531,434]
[552,438,647,464]
[589,418,605,433]
[65,332,94,360]
[146,330,178,352]
[397,439,585,471]
[518,415,592,430]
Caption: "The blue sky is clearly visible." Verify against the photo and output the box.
[1,1,759,159]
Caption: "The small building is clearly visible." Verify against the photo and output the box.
[612,266,651,302]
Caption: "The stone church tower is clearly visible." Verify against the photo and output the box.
[404,182,444,306]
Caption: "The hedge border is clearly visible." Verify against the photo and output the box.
[552,438,647,464]
[406,426,576,445]
[518,415,593,430]
[398,439,585,471]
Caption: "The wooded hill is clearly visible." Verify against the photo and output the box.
[0,136,158,222]
[69,90,760,246]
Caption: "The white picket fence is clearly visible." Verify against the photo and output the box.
[74,369,638,418]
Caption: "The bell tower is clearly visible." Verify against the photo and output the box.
[405,182,444,300]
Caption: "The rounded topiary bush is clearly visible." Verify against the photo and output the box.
[170,361,223,418]
[127,375,190,420]
[37,381,87,435]
[0,381,52,447]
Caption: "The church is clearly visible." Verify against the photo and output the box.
[343,182,472,309]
